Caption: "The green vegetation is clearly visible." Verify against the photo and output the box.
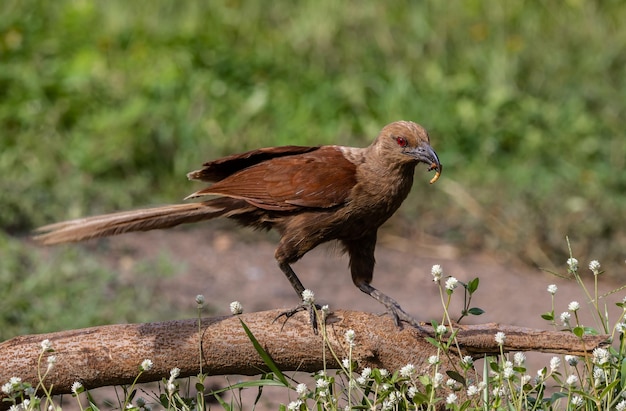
[1,1,625,335]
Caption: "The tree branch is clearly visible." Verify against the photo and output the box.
[0,309,609,408]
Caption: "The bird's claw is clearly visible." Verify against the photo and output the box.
[274,303,322,334]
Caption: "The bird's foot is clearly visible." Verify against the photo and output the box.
[358,283,425,332]
[274,303,322,334]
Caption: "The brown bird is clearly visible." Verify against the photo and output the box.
[35,121,442,330]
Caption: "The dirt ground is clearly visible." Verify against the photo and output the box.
[55,226,624,409]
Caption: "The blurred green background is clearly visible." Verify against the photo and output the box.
[1,0,624,340]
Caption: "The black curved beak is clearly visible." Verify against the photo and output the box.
[410,143,442,184]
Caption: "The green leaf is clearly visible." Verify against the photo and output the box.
[467,277,480,294]
[541,311,554,321]
[573,326,585,338]
[468,307,485,316]
[446,370,466,386]
[239,319,290,387]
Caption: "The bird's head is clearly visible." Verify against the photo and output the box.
[375,121,442,184]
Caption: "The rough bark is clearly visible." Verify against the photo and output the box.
[0,309,609,408]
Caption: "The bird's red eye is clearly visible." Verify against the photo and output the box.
[395,137,408,147]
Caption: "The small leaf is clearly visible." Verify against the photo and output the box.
[446,370,466,385]
[573,326,585,338]
[468,307,485,316]
[541,311,554,321]
[467,278,480,294]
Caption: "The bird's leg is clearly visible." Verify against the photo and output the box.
[273,261,321,333]
[357,282,425,332]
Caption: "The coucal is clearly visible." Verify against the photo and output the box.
[35,121,442,329]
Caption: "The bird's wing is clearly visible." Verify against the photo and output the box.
[185,146,358,211]
[187,146,319,182]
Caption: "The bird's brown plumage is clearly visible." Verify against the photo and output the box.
[35,120,442,329]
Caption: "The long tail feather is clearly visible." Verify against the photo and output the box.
[34,201,231,245]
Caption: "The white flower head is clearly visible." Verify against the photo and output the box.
[568,301,580,312]
[433,372,444,388]
[399,363,415,377]
[571,396,583,407]
[467,385,480,396]
[71,381,83,395]
[287,399,302,411]
[342,358,351,369]
[445,277,458,290]
[436,324,447,335]
[495,331,506,345]
[301,289,315,304]
[229,301,243,315]
[296,382,308,397]
[514,352,526,366]
[550,356,561,372]
[560,311,571,325]
[41,339,53,352]
[47,355,57,371]
[431,264,443,281]
[462,355,474,367]
[344,329,356,347]
[140,359,153,372]
[616,399,626,411]
[565,355,579,366]
[566,374,578,386]
[547,284,558,295]
[446,393,458,404]
[592,347,610,365]
[589,260,601,275]
[567,257,579,272]
[428,355,439,365]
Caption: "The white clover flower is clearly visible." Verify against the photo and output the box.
[360,367,371,378]
[495,331,506,345]
[446,393,457,404]
[514,352,526,366]
[428,355,439,365]
[549,356,561,372]
[547,284,558,295]
[342,358,351,369]
[462,355,474,367]
[166,381,176,394]
[287,399,302,411]
[568,301,580,312]
[302,289,315,304]
[520,374,531,385]
[71,381,83,395]
[589,260,601,275]
[316,378,329,389]
[41,339,52,352]
[467,385,479,396]
[379,369,389,377]
[446,379,460,390]
[617,323,626,334]
[436,324,447,335]
[445,277,458,290]
[229,301,243,315]
[567,258,579,272]
[565,355,579,366]
[433,372,444,388]
[195,294,205,306]
[169,367,180,380]
[344,329,356,347]
[431,265,443,281]
[407,386,418,398]
[560,311,571,325]
[47,355,57,371]
[502,361,514,379]
[295,383,308,397]
[592,347,610,365]
[140,359,153,372]
[399,363,415,377]
[571,396,583,407]
[356,375,367,385]
[321,304,329,313]
[566,374,578,386]
[1,383,13,395]
[616,399,626,411]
